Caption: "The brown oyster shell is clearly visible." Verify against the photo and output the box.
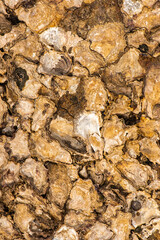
[0,0,160,239]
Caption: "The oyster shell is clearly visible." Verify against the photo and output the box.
[127,29,158,54]
[40,27,82,51]
[0,162,20,186]
[30,131,72,164]
[116,160,152,189]
[84,222,113,240]
[133,6,160,31]
[11,34,42,61]
[32,96,56,131]
[127,191,160,228]
[64,210,96,231]
[74,111,104,157]
[0,0,160,238]
[102,115,138,153]
[53,225,79,240]
[0,142,8,168]
[48,164,72,208]
[87,22,126,63]
[20,158,48,194]
[105,48,145,83]
[0,97,7,125]
[0,14,12,35]
[83,77,107,111]
[7,129,30,160]
[111,212,132,240]
[15,1,59,33]
[72,40,105,74]
[4,0,23,9]
[67,178,102,216]
[0,216,16,239]
[16,98,34,118]
[0,23,26,49]
[38,50,72,76]
[143,63,160,118]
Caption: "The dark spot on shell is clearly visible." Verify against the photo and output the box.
[131,200,142,211]
[6,9,20,25]
[57,92,86,120]
[135,226,142,233]
[0,126,17,137]
[21,0,37,9]
[138,44,149,53]
[2,54,12,61]
[117,112,141,126]
[13,67,29,90]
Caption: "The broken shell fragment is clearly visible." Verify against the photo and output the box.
[83,77,107,111]
[102,115,138,153]
[32,96,56,131]
[116,160,152,189]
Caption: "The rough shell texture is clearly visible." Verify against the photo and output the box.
[0,0,160,239]
[53,225,79,240]
[20,158,48,194]
[38,50,72,76]
[72,40,105,74]
[67,179,102,216]
[84,222,113,240]
[30,131,72,164]
[87,22,126,63]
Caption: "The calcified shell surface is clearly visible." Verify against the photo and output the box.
[0,0,160,239]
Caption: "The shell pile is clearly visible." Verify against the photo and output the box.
[0,0,160,239]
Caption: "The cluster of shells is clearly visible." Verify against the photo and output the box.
[0,0,160,239]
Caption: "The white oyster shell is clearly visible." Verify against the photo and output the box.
[74,111,102,139]
[122,0,143,16]
[74,111,104,157]
[53,225,79,240]
[40,27,82,51]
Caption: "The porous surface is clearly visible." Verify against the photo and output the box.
[0,0,160,239]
